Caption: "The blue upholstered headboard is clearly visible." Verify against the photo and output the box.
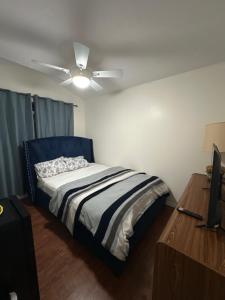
[24,136,94,204]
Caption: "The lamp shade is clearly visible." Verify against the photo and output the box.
[203,122,225,152]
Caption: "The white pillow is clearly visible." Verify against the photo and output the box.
[35,156,66,178]
[63,156,89,171]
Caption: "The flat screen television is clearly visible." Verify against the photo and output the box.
[207,144,222,227]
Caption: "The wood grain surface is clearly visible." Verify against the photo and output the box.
[153,173,225,300]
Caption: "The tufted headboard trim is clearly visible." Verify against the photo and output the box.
[23,136,94,203]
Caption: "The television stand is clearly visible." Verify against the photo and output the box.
[152,173,225,300]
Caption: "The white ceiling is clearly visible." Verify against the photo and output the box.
[0,0,225,98]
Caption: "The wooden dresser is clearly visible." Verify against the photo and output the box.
[152,173,225,300]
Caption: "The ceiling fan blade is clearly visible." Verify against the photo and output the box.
[32,60,70,74]
[90,79,103,91]
[73,42,90,70]
[92,70,123,78]
[60,77,73,86]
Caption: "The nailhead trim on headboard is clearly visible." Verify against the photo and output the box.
[24,141,35,202]
[23,136,94,204]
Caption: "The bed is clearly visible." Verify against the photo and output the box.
[24,136,169,273]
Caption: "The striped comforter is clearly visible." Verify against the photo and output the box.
[49,166,169,261]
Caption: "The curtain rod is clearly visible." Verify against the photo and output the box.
[0,88,78,108]
[32,94,78,108]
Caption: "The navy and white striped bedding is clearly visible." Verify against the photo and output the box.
[49,166,169,261]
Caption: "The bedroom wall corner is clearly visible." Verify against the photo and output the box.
[84,62,225,204]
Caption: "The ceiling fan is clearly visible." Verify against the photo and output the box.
[32,42,123,91]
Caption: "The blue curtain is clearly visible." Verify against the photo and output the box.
[0,89,34,197]
[34,96,74,138]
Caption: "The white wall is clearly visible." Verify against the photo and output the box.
[85,63,225,205]
[0,59,86,136]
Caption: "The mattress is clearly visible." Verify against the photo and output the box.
[37,163,109,197]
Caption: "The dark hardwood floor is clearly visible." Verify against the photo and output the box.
[23,200,173,300]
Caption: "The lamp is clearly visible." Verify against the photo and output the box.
[203,122,225,152]
[203,122,225,177]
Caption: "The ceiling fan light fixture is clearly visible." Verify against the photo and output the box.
[73,75,90,89]
[33,42,121,91]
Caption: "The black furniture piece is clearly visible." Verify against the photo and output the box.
[0,196,40,300]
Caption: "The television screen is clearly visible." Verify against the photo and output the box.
[207,144,222,227]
